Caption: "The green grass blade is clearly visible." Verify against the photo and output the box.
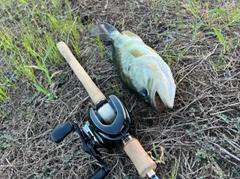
[213,28,225,44]
[228,9,240,25]
[25,65,45,71]
[0,88,7,100]
[213,28,228,51]
[33,84,49,96]
[43,44,55,64]
[168,157,178,179]
[152,142,160,160]
[209,9,227,14]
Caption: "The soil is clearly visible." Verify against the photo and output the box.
[1,0,240,179]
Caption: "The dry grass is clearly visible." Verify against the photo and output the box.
[1,0,240,179]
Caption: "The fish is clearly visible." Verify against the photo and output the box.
[91,23,176,111]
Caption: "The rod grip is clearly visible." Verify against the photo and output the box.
[57,41,106,105]
[124,138,156,177]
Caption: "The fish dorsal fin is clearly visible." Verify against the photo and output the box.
[122,31,141,39]
[146,45,156,53]
[130,49,145,58]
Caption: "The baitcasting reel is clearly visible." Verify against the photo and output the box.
[50,95,131,179]
[51,41,159,179]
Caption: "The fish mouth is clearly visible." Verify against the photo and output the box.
[150,84,165,112]
[153,91,165,111]
[149,81,175,111]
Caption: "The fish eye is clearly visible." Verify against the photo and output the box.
[140,89,148,97]
[140,89,150,103]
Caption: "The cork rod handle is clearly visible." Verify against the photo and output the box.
[124,138,157,177]
[57,41,106,105]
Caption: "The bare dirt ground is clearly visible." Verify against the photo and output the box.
[1,0,240,179]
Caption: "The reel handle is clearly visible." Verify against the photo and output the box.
[57,41,106,105]
[88,167,110,179]
[50,122,74,143]
[124,137,157,178]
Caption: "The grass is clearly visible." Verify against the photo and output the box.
[152,142,160,161]
[184,1,240,50]
[0,0,82,100]
[0,0,239,179]
[95,35,105,60]
[151,0,160,30]
[126,0,135,16]
[179,1,240,76]
[0,69,14,102]
[168,157,178,179]
[0,75,9,101]
[112,83,122,97]
[26,44,58,99]
[0,88,7,101]
[0,133,13,149]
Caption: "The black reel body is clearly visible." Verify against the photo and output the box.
[50,95,131,179]
[85,95,131,149]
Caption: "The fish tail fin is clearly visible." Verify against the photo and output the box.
[90,23,119,41]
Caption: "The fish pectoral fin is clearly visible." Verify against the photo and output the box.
[130,49,145,58]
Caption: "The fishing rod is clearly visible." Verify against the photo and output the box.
[50,41,159,179]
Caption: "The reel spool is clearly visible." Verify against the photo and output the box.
[84,95,131,148]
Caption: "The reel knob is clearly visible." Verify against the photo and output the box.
[88,167,110,179]
[50,122,74,143]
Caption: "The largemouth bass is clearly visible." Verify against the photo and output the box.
[91,23,176,111]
